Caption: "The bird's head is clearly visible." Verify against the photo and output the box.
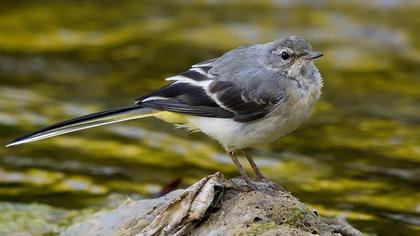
[264,36,322,77]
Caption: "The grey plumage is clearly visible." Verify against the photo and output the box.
[135,36,320,124]
[6,36,324,188]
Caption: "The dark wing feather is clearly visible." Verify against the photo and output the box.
[135,58,280,122]
[141,99,233,118]
[208,80,273,122]
[137,81,235,118]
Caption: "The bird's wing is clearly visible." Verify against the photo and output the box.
[136,59,282,122]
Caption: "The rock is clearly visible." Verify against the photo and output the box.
[62,173,363,236]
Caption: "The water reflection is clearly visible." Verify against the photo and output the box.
[0,0,419,235]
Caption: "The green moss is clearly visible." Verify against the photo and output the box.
[246,221,277,236]
[282,207,306,227]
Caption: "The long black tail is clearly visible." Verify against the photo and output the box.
[6,104,156,147]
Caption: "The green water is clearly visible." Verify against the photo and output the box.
[0,0,419,235]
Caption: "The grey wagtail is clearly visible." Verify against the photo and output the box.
[7,36,324,188]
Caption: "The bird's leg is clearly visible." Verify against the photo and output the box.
[241,149,268,181]
[227,151,255,188]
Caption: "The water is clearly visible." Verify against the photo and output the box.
[0,0,419,235]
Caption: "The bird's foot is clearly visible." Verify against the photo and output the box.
[247,182,260,192]
[225,177,258,191]
[246,179,283,192]
[226,175,286,192]
[254,177,287,192]
[255,174,270,183]
[243,178,259,191]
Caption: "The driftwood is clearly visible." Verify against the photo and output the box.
[62,173,363,236]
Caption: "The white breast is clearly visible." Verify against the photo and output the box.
[186,93,320,151]
[186,64,323,151]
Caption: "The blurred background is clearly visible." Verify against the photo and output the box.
[0,0,419,235]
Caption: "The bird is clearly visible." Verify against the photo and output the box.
[6,36,324,189]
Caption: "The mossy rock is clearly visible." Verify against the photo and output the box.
[63,174,361,236]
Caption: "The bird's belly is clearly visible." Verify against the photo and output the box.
[186,111,309,151]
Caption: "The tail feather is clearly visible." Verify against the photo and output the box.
[6,104,156,147]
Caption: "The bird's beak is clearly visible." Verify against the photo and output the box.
[304,51,323,60]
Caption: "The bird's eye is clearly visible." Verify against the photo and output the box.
[281,51,290,60]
